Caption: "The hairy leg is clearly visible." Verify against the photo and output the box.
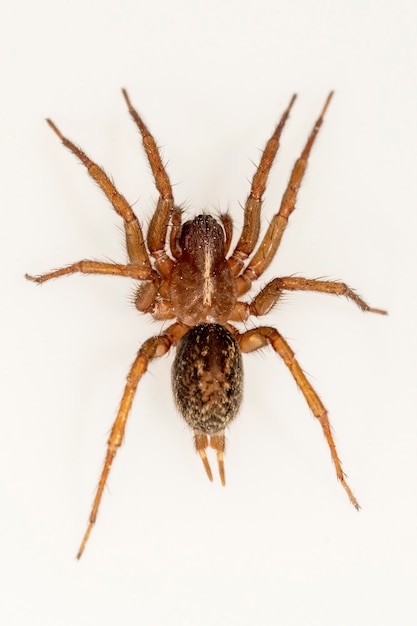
[46,118,150,267]
[239,325,359,509]
[228,94,297,277]
[237,93,334,296]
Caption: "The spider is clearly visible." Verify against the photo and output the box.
[26,89,386,558]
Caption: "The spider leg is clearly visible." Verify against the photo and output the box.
[238,325,359,509]
[25,260,156,284]
[76,326,180,559]
[220,213,233,256]
[122,89,175,278]
[228,94,297,277]
[46,119,150,267]
[237,93,334,296]
[248,276,387,317]
[169,207,183,260]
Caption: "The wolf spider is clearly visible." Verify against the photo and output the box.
[26,90,386,558]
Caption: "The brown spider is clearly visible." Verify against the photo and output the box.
[26,90,386,558]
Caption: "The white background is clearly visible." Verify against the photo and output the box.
[2,1,416,625]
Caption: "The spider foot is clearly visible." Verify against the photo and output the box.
[340,477,360,510]
[367,306,388,315]
[25,273,43,283]
[76,523,94,560]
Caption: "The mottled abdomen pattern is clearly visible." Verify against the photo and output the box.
[172,324,243,434]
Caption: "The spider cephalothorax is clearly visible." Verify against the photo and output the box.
[27,90,386,557]
[170,214,238,325]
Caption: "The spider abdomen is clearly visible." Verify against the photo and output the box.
[172,323,243,434]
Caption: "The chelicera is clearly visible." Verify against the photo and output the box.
[26,90,386,558]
